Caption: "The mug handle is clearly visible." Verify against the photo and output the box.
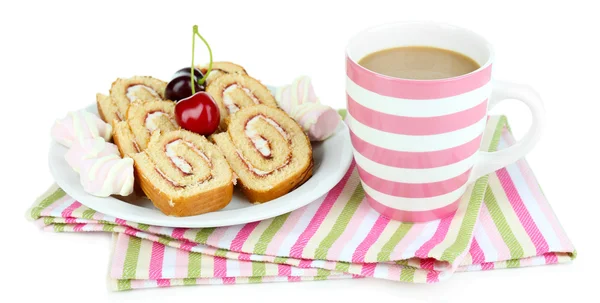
[468,80,546,183]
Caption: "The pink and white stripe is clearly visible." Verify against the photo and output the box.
[346,69,490,222]
[501,134,574,252]
[345,21,495,222]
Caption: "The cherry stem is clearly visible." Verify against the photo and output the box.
[190,25,213,95]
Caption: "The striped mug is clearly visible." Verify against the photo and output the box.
[346,22,545,222]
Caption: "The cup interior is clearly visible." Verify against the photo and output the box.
[346,22,494,78]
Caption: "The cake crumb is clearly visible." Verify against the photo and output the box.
[232,173,238,186]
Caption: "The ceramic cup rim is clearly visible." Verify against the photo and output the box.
[345,21,495,83]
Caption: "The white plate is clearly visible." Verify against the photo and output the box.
[48,104,353,228]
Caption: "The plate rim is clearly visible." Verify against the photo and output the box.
[48,104,352,228]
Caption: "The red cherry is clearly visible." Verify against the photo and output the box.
[174,92,220,135]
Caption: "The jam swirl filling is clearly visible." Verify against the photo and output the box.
[236,114,291,176]
[222,84,261,114]
[154,139,213,187]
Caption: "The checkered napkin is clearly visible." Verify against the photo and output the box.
[27,115,576,291]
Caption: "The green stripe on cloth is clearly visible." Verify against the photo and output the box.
[54,224,65,232]
[507,259,520,268]
[30,187,66,219]
[439,116,505,262]
[571,250,578,260]
[136,223,150,231]
[314,185,364,259]
[214,249,228,258]
[194,228,215,244]
[337,109,347,120]
[440,176,488,263]
[396,259,409,266]
[116,279,131,291]
[252,262,266,277]
[157,237,171,246]
[489,116,506,153]
[248,277,262,283]
[188,252,202,278]
[399,267,416,282]
[253,213,291,255]
[103,225,115,232]
[122,237,142,279]
[484,185,524,259]
[81,209,96,220]
[183,278,196,286]
[274,257,289,264]
[335,262,350,273]
[377,223,413,261]
[314,268,331,281]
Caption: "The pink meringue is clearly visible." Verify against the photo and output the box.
[79,154,134,197]
[51,110,112,148]
[65,137,120,173]
[274,76,341,141]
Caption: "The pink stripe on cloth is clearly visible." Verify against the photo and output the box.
[149,241,165,279]
[60,201,82,218]
[298,259,313,269]
[238,252,252,261]
[175,248,189,278]
[288,276,301,282]
[357,164,471,198]
[367,193,460,222]
[346,56,492,99]
[206,226,228,245]
[130,280,146,289]
[481,262,494,270]
[179,240,197,252]
[65,217,78,224]
[157,279,170,287]
[426,270,440,283]
[223,277,236,284]
[479,202,512,260]
[420,258,435,270]
[360,263,377,277]
[544,253,559,264]
[214,256,227,278]
[115,218,126,225]
[479,203,511,261]
[350,131,482,169]
[497,168,549,255]
[387,264,401,280]
[264,204,309,256]
[347,94,488,135]
[171,228,187,240]
[73,223,86,232]
[326,200,372,260]
[389,222,428,260]
[124,227,139,237]
[278,264,292,276]
[230,222,260,252]
[504,133,574,251]
[289,161,356,258]
[469,239,486,264]
[352,215,390,263]
[415,215,453,258]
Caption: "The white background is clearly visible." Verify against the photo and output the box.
[1,0,597,302]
